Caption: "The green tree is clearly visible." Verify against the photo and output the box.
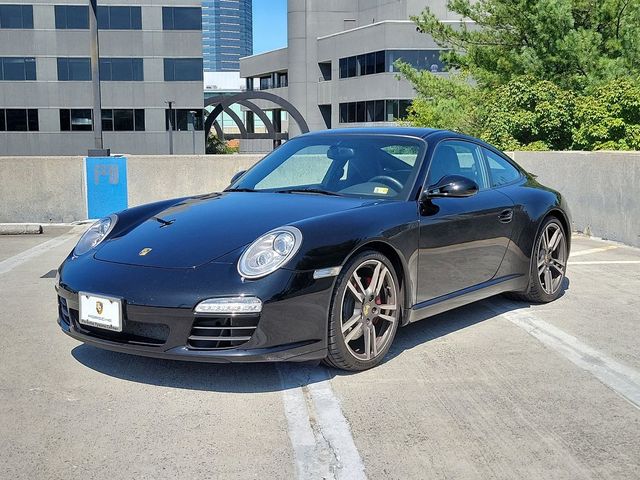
[480,77,576,150]
[412,0,640,90]
[397,63,482,135]
[206,136,239,155]
[573,78,640,150]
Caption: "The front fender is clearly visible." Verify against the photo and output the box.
[288,201,418,272]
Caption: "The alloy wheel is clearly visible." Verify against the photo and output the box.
[537,221,567,295]
[340,259,399,361]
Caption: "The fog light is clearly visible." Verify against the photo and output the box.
[195,297,263,314]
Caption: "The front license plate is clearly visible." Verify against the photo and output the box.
[79,293,123,332]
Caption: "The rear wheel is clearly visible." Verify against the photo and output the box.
[325,251,401,371]
[512,217,567,303]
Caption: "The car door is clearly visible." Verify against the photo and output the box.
[416,139,515,304]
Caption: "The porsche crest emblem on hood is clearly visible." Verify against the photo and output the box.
[139,248,153,256]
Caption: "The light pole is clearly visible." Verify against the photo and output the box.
[165,100,175,154]
[189,110,198,154]
[89,0,104,153]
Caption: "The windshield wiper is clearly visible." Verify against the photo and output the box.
[224,187,257,193]
[275,188,342,197]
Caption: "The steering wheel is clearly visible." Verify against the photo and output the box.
[369,175,403,191]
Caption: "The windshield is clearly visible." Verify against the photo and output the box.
[229,134,425,200]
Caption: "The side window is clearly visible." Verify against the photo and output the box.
[483,148,521,187]
[427,141,488,189]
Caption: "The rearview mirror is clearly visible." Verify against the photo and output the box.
[230,170,246,185]
[327,145,355,161]
[423,175,479,199]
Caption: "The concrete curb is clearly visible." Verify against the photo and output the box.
[0,224,43,235]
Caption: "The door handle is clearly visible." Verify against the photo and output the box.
[498,209,513,223]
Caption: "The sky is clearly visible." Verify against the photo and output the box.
[252,0,288,54]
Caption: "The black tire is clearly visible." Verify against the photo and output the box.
[508,217,567,303]
[324,251,401,371]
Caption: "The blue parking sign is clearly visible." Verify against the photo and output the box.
[85,156,128,219]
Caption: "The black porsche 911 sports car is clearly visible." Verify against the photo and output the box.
[56,128,571,371]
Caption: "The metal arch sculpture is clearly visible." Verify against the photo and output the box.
[204,90,310,141]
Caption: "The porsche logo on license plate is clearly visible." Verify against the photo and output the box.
[95,301,104,315]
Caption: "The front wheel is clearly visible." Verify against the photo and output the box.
[325,251,401,371]
[512,217,568,303]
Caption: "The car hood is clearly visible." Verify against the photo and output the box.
[94,192,375,268]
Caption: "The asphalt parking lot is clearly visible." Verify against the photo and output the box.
[0,227,639,479]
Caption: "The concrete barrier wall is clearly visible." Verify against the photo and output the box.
[0,156,87,223]
[126,155,262,207]
[510,151,640,247]
[0,155,262,224]
[1,151,639,247]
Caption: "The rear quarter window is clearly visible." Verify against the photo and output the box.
[484,148,522,187]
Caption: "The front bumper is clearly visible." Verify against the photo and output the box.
[56,256,335,363]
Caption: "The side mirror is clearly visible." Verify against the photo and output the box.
[229,170,246,185]
[423,175,479,199]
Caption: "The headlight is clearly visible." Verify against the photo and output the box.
[238,226,302,279]
[74,215,117,256]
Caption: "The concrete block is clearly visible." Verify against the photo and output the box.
[0,223,43,235]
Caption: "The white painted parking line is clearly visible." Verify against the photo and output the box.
[0,226,85,275]
[489,302,640,410]
[307,380,367,480]
[571,246,618,257]
[281,384,325,479]
[569,260,640,265]
[279,366,367,480]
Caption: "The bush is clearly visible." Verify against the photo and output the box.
[573,78,640,150]
[206,136,239,155]
[480,77,576,151]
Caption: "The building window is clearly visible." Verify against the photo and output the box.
[0,57,36,80]
[259,76,271,90]
[57,58,91,81]
[339,51,384,79]
[385,99,411,121]
[55,5,89,29]
[0,5,33,29]
[277,72,288,88]
[386,50,445,73]
[365,52,376,75]
[102,109,145,131]
[162,7,202,30]
[319,62,331,81]
[163,58,203,81]
[97,6,142,30]
[60,109,93,131]
[99,58,143,81]
[347,56,357,78]
[165,109,204,131]
[0,109,38,131]
[339,100,411,123]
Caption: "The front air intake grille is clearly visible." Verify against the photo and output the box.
[58,296,71,326]
[188,315,259,350]
[79,321,170,346]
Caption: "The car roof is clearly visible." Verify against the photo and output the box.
[299,127,446,140]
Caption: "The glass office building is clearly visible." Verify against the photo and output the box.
[202,0,253,72]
